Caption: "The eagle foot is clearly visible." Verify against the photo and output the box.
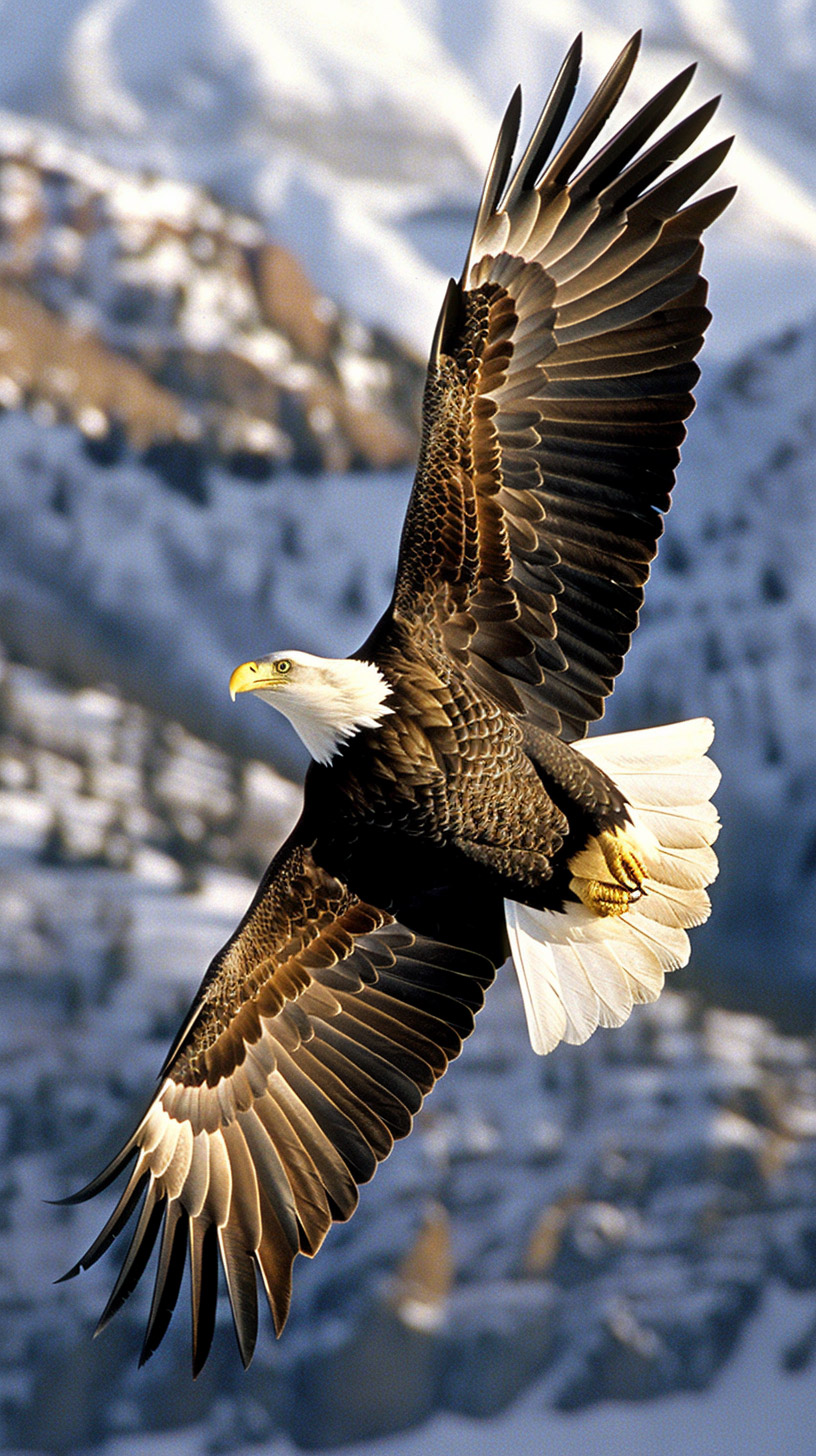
[569,829,647,918]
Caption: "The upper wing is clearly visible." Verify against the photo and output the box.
[60,826,495,1373]
[391,33,734,739]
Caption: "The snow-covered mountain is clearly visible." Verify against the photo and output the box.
[0,121,424,476]
[1,0,816,362]
[0,408,414,778]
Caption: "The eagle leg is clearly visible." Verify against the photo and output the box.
[596,830,646,893]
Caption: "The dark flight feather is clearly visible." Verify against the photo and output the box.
[140,1201,188,1366]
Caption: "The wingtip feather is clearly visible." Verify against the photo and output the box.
[54,1264,81,1284]
[50,1140,139,1206]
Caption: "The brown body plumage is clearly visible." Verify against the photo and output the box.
[61,33,730,1373]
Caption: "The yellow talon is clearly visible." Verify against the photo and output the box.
[571,878,639,918]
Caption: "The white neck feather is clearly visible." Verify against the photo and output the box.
[256,652,394,764]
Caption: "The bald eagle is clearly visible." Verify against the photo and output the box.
[62,33,731,1373]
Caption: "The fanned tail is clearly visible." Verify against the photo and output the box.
[505,719,720,1055]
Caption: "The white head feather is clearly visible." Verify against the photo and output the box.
[230,649,394,764]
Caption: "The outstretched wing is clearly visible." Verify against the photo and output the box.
[61,827,495,1373]
[390,32,734,739]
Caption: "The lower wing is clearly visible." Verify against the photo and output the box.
[58,827,496,1373]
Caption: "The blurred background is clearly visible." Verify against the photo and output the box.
[3,1,816,1452]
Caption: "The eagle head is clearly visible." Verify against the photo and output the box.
[229,649,393,764]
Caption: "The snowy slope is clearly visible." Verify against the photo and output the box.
[0,408,413,778]
[0,119,424,476]
[1,0,816,359]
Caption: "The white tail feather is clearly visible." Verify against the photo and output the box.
[506,718,720,1056]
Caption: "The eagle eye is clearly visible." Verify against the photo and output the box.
[275,659,292,674]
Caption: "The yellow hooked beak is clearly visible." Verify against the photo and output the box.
[229,661,268,700]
